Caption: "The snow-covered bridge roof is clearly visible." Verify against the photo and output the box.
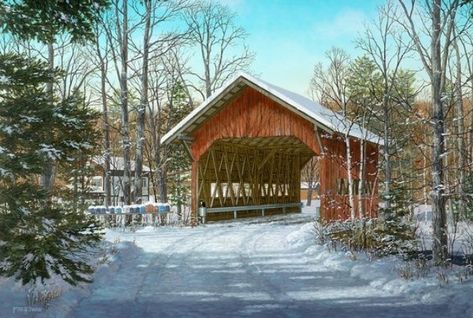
[162,72,382,145]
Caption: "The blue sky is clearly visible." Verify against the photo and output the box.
[218,0,386,96]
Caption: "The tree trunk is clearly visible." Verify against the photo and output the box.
[345,135,356,219]
[40,42,56,193]
[158,166,168,203]
[470,81,473,164]
[423,151,428,205]
[306,186,313,207]
[204,56,211,98]
[134,0,151,203]
[453,34,466,218]
[431,0,448,264]
[383,93,392,216]
[176,171,182,220]
[358,137,366,218]
[97,41,112,207]
[119,0,131,205]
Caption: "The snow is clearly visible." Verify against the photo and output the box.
[0,207,472,317]
[0,74,11,84]
[1,124,16,135]
[64,141,93,150]
[53,113,80,129]
[415,204,473,253]
[37,144,62,160]
[19,115,41,123]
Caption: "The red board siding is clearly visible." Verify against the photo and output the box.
[191,86,320,160]
[319,133,378,220]
[188,85,378,221]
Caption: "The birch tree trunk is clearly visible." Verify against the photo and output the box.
[453,33,466,218]
[382,93,392,215]
[358,136,366,218]
[345,135,356,219]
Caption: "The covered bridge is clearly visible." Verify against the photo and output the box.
[162,73,381,222]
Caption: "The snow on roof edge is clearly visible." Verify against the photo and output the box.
[161,72,383,146]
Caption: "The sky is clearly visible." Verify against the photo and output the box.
[217,0,386,97]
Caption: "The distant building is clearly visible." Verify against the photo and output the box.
[89,156,151,205]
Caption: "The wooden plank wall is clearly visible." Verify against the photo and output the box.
[319,133,379,220]
[188,85,379,222]
[191,86,320,161]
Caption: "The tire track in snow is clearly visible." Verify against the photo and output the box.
[135,226,231,313]
[69,226,227,318]
[236,224,298,312]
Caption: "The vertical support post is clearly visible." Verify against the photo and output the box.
[319,135,334,221]
[191,160,199,225]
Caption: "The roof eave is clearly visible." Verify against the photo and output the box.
[161,75,247,145]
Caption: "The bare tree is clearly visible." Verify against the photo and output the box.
[102,0,132,205]
[92,23,113,207]
[357,1,412,217]
[146,46,193,203]
[184,0,254,99]
[132,0,190,203]
[452,25,467,218]
[459,30,473,163]
[397,0,461,264]
[133,0,152,203]
[311,48,357,219]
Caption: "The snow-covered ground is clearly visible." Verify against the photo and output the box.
[413,205,473,256]
[2,205,473,318]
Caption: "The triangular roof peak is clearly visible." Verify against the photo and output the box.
[161,72,382,145]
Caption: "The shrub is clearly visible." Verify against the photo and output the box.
[319,218,418,256]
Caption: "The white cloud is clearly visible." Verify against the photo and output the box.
[313,9,368,40]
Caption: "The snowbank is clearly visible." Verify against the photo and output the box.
[38,240,139,317]
[286,222,473,316]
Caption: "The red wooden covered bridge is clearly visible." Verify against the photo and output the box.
[162,73,381,222]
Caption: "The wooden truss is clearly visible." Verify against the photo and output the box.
[195,136,314,220]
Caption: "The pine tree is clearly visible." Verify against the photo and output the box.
[0,55,102,285]
[165,82,192,220]
[0,0,108,286]
[0,0,109,43]
[346,56,418,254]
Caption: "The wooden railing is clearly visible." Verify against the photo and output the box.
[205,202,302,219]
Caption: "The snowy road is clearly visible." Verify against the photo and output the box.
[44,213,466,318]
